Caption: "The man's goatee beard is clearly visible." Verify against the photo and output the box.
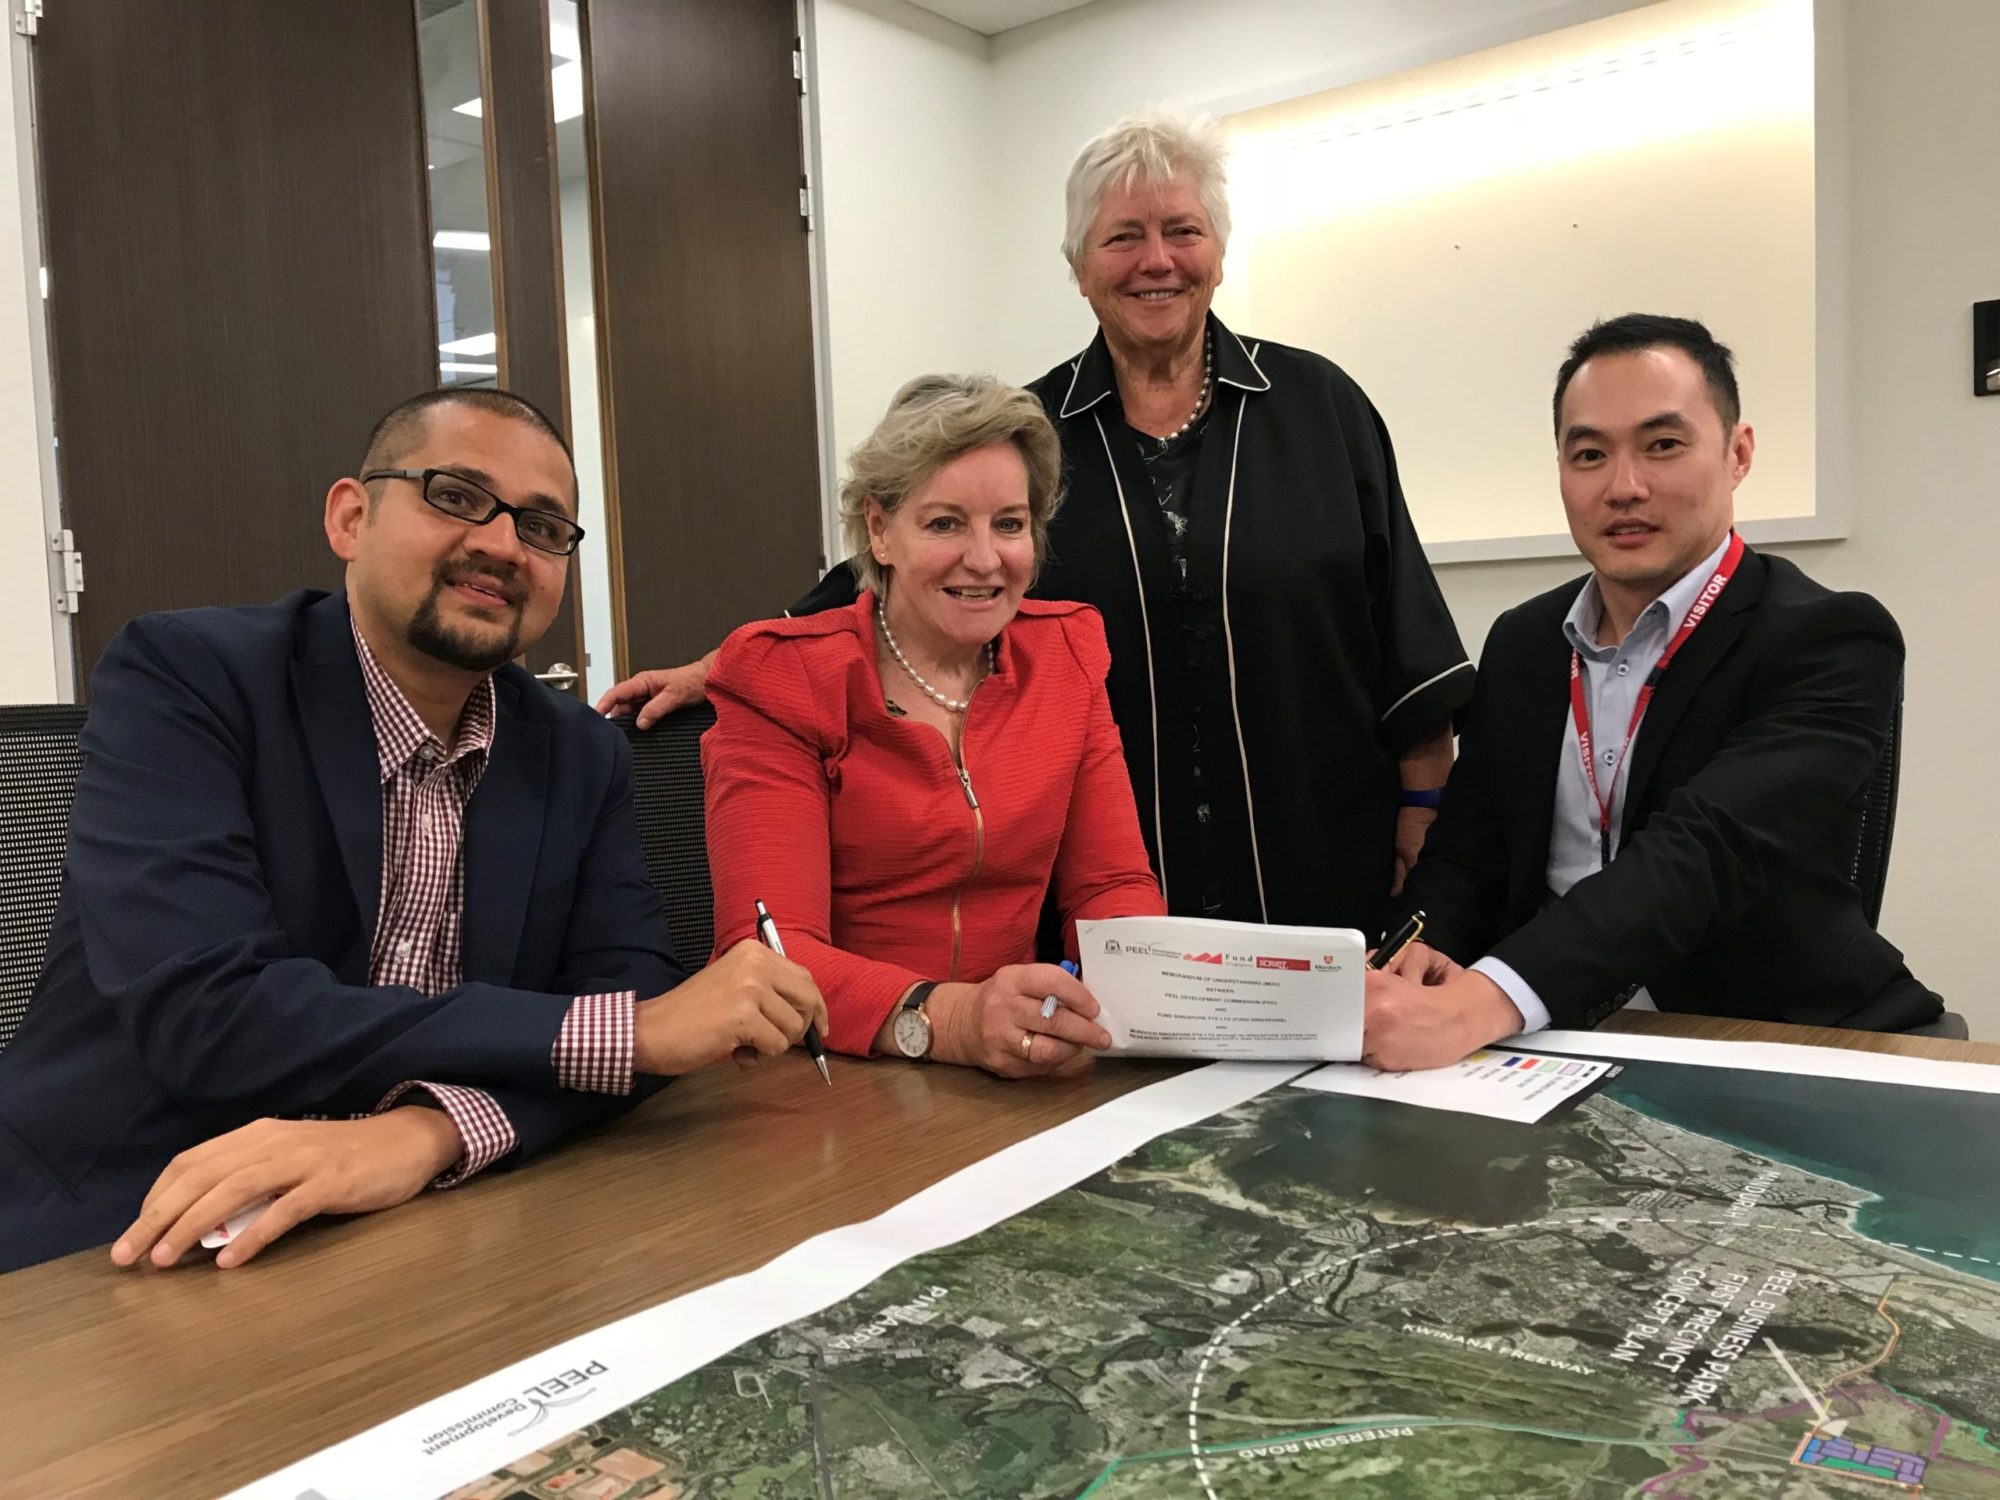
[407,584,522,674]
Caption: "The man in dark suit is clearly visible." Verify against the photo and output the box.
[1362,315,1941,1070]
[0,389,826,1273]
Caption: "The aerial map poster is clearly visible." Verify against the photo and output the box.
[240,1038,2000,1500]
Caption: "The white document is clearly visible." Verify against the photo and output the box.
[1076,915,1365,1061]
[1293,1047,1616,1123]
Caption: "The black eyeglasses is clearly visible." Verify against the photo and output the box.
[360,467,585,557]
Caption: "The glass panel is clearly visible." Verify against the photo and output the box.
[554,0,615,698]
[418,0,497,389]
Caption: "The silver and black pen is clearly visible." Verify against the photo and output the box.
[754,898,830,1086]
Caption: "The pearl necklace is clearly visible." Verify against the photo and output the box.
[877,600,995,714]
[1159,333,1214,442]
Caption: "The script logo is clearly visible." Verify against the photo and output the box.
[1182,951,1225,965]
[505,1359,607,1438]
[1255,956,1309,971]
[418,1360,611,1457]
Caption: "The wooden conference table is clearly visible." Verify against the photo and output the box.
[4,1013,1994,1498]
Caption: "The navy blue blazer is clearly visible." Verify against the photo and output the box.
[0,590,680,1269]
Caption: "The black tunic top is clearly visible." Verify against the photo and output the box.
[793,314,1473,937]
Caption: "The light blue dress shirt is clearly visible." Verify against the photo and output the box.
[1473,533,1734,1032]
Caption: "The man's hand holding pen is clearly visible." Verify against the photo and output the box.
[1361,911,1522,1072]
[1376,940,1460,985]
[755,901,831,1084]
[632,941,828,1076]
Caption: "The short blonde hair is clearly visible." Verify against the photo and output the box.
[841,374,1064,597]
[1062,109,1232,277]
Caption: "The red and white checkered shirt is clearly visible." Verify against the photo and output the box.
[353,625,636,1187]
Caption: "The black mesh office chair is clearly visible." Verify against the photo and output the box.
[0,706,88,1051]
[619,704,717,973]
[1850,681,1902,930]
[1850,682,1967,1040]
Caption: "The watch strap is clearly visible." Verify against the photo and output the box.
[902,980,939,1013]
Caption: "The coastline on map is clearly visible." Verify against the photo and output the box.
[1603,1062,2000,1286]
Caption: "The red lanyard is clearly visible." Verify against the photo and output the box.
[1570,530,1744,865]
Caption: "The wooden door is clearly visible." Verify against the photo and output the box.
[33,1,436,691]
[476,0,588,694]
[581,0,824,675]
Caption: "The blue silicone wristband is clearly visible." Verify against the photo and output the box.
[1400,788,1444,810]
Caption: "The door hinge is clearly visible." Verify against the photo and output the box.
[799,177,812,233]
[792,40,805,96]
[50,529,82,614]
[14,0,42,37]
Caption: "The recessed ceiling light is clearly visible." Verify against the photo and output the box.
[440,361,500,375]
[434,230,491,252]
[439,332,498,356]
[551,61,584,123]
[454,60,585,124]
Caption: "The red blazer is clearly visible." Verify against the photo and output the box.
[703,594,1165,1054]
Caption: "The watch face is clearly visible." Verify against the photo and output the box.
[892,1005,932,1059]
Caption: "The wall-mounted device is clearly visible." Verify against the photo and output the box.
[1977,299,2000,396]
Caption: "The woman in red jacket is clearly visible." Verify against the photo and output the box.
[703,374,1165,1078]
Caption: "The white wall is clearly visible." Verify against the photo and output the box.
[1376,0,2000,1035]
[0,35,59,701]
[813,0,995,477]
[1787,0,1999,1032]
[813,0,1998,1032]
[983,0,1648,382]
[1215,0,1820,549]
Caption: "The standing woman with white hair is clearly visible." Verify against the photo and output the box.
[605,112,1471,943]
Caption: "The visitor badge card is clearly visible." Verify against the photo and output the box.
[1294,1047,1618,1123]
[1076,915,1365,1060]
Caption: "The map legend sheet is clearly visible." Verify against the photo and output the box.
[1292,1047,1619,1122]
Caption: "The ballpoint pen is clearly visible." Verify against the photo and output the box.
[1370,910,1426,971]
[755,899,830,1085]
[1041,958,1081,1021]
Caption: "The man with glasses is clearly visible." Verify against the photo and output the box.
[0,389,827,1273]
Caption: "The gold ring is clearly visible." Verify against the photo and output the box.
[1021,1031,1035,1058]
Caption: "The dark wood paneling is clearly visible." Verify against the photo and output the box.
[477,0,586,691]
[34,1,436,690]
[583,0,823,677]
